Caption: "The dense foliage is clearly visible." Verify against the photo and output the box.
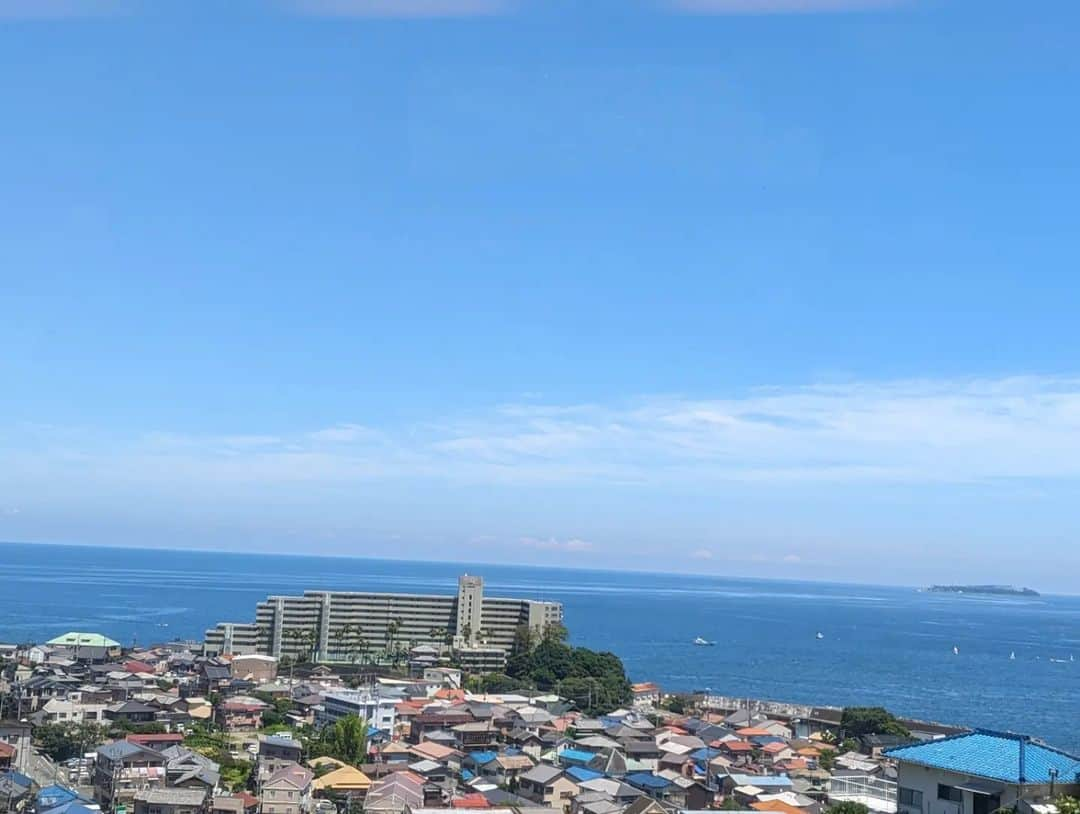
[501,624,631,715]
[256,696,295,730]
[182,727,251,791]
[34,721,107,762]
[1055,799,1080,814]
[826,803,870,814]
[840,707,911,738]
[660,695,688,714]
[309,714,369,765]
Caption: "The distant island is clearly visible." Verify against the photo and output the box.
[928,585,1040,598]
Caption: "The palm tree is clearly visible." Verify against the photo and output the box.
[337,624,360,664]
[429,627,448,656]
[386,617,402,661]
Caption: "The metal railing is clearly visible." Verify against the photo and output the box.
[827,774,898,813]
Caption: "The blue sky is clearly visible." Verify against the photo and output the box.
[2,0,1080,589]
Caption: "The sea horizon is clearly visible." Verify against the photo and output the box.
[2,537,1055,597]
[3,539,1080,751]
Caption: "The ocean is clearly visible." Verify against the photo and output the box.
[3,541,1078,751]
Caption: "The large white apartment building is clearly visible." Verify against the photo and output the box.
[316,689,399,730]
[204,574,562,662]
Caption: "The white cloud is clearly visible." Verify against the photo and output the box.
[6,374,1080,491]
[665,0,904,13]
[520,536,594,552]
[691,548,715,560]
[309,424,377,443]
[282,0,511,18]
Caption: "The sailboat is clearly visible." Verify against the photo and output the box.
[952,646,960,656]
[1009,651,1016,661]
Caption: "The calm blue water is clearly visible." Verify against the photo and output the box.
[3,542,1079,750]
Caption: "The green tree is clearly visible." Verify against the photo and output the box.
[542,622,569,644]
[310,715,369,765]
[662,695,687,714]
[826,803,870,814]
[818,749,836,771]
[839,707,910,738]
[1054,799,1080,814]
[34,721,106,762]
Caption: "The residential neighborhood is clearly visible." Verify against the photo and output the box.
[3,623,1080,814]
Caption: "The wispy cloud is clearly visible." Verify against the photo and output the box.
[283,0,511,18]
[5,375,1080,490]
[309,424,378,443]
[665,0,905,14]
[520,536,594,553]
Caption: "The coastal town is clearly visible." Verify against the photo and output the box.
[1,575,1078,814]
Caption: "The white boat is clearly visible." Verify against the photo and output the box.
[693,637,715,646]
[816,632,825,640]
[1010,651,1016,660]
[953,646,960,656]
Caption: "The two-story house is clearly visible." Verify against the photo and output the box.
[95,741,167,813]
[519,764,580,810]
[260,764,313,814]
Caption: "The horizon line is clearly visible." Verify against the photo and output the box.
[2,536,1059,596]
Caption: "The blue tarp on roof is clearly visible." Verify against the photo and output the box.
[559,749,598,765]
[39,803,99,814]
[626,772,672,790]
[886,731,1080,784]
[461,769,475,781]
[750,736,785,747]
[691,747,722,761]
[466,751,498,766]
[727,774,793,788]
[567,767,603,783]
[4,772,33,790]
[36,785,81,810]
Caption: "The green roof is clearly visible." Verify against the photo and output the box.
[47,632,120,648]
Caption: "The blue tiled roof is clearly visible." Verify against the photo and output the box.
[627,772,672,790]
[560,749,598,765]
[886,731,1080,785]
[567,767,603,783]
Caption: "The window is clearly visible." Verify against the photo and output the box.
[938,785,963,803]
[899,788,924,807]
